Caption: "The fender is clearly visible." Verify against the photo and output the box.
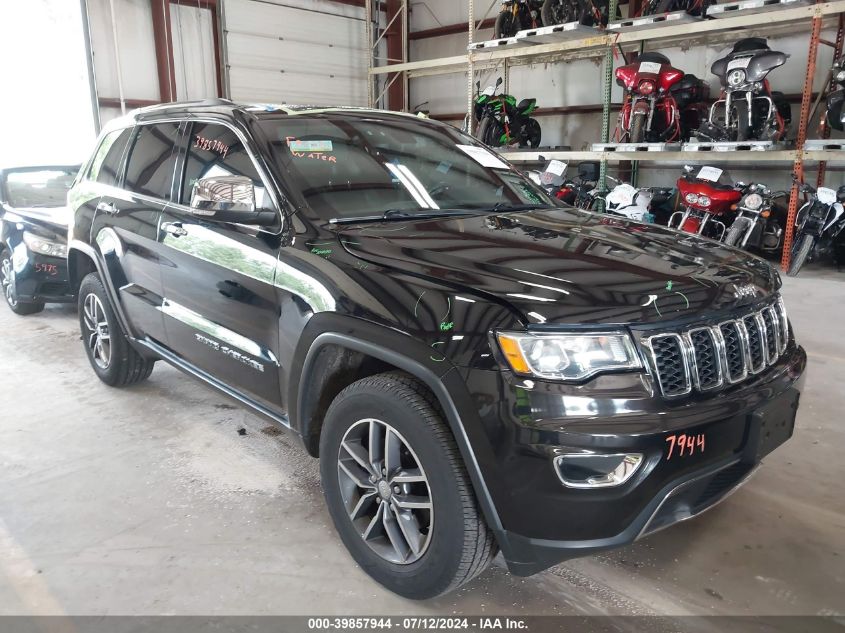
[290,313,510,551]
[68,239,135,337]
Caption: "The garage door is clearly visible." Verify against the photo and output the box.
[223,0,368,106]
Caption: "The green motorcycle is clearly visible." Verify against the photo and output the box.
[473,78,542,149]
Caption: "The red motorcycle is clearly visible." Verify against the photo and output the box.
[615,52,685,143]
[669,165,742,240]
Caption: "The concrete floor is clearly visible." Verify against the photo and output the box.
[0,270,843,618]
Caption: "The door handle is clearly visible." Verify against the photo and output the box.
[162,222,188,238]
[96,201,118,214]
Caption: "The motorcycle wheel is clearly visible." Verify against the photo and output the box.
[724,219,749,248]
[478,116,506,147]
[630,112,646,143]
[494,10,517,38]
[787,233,815,277]
[730,99,751,141]
[522,118,542,149]
[542,0,578,26]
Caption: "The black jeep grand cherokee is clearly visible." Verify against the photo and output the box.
[68,101,806,599]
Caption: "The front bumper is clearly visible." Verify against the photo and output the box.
[11,247,73,304]
[461,341,806,576]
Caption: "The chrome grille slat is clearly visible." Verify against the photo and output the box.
[645,300,790,398]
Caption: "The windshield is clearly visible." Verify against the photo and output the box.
[257,115,557,221]
[4,168,77,208]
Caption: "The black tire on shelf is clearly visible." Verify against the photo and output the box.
[494,9,516,39]
[78,272,155,387]
[787,233,815,277]
[730,99,751,142]
[319,372,498,600]
[724,219,749,248]
[630,111,646,143]
[0,248,44,316]
[542,0,578,27]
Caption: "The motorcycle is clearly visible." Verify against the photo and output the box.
[555,162,601,209]
[825,55,845,132]
[474,78,542,149]
[787,181,845,276]
[670,74,711,142]
[669,165,741,239]
[723,183,788,254]
[699,38,791,142]
[541,0,615,27]
[639,0,712,16]
[495,0,543,38]
[615,52,684,143]
[602,177,673,223]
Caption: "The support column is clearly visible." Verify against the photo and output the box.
[151,0,177,103]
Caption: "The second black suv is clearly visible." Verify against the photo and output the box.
[68,100,806,599]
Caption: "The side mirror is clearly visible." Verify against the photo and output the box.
[476,80,481,93]
[190,176,276,226]
[683,165,695,174]
[496,77,503,87]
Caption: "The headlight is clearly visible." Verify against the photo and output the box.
[697,195,711,208]
[745,193,763,210]
[836,69,845,82]
[685,192,699,205]
[496,331,641,380]
[727,69,746,87]
[23,231,67,258]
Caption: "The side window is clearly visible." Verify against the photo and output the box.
[124,123,181,200]
[88,128,132,186]
[181,123,269,209]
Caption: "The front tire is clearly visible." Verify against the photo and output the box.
[630,111,646,143]
[787,233,815,277]
[0,248,44,315]
[494,10,516,38]
[724,219,749,247]
[78,272,155,387]
[319,372,497,599]
[731,99,751,141]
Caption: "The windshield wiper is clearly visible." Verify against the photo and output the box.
[330,208,481,224]
[485,203,556,213]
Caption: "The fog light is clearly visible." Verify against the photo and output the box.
[554,453,643,488]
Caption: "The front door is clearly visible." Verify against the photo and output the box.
[157,121,284,410]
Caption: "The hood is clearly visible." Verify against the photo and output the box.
[337,208,780,326]
[5,205,72,233]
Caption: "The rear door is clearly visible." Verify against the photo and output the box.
[157,120,284,410]
[90,122,182,343]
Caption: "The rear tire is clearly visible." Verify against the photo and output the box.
[523,118,542,148]
[319,372,497,599]
[0,248,44,316]
[787,233,815,277]
[78,272,155,387]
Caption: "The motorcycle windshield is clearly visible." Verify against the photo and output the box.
[693,165,733,186]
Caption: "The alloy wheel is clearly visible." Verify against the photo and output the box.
[83,293,111,369]
[337,418,434,565]
[1,256,17,308]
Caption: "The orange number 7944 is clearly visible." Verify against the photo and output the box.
[665,433,706,460]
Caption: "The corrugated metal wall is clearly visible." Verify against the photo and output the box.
[223,0,368,106]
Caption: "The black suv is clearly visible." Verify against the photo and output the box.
[68,100,806,599]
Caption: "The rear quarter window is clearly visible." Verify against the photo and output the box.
[87,128,132,186]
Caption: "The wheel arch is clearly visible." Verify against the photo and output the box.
[67,240,134,337]
[290,315,506,538]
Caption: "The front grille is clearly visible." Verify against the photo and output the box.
[646,298,789,398]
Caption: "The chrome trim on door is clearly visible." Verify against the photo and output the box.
[159,299,279,366]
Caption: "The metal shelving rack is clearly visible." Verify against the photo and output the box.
[366,0,845,271]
